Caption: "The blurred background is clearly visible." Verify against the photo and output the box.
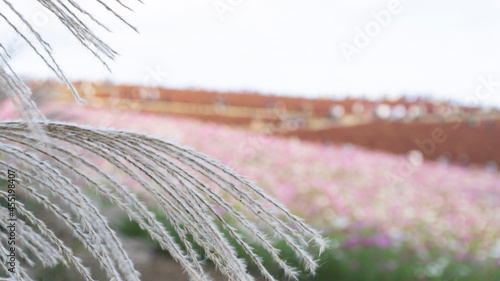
[2,0,500,280]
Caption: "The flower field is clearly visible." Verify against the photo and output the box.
[3,100,500,279]
[42,104,500,255]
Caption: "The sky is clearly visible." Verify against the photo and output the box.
[4,0,500,107]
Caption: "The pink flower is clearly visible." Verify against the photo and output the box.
[0,100,18,120]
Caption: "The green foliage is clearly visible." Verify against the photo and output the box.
[118,214,500,281]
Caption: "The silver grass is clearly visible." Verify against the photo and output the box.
[0,1,327,280]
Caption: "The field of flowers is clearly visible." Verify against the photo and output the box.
[2,100,500,279]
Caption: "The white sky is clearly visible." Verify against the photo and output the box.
[4,0,500,107]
